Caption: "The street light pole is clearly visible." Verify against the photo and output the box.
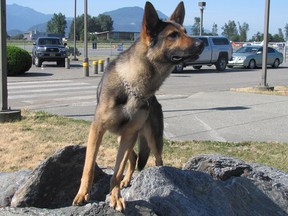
[0,0,21,122]
[260,0,270,88]
[72,0,78,61]
[0,0,8,111]
[198,2,206,36]
[83,0,89,76]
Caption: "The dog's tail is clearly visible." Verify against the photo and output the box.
[137,135,151,171]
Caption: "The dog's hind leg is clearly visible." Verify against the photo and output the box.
[137,134,151,170]
[143,128,163,167]
[120,149,137,188]
[110,132,138,211]
[72,120,105,206]
[137,97,164,169]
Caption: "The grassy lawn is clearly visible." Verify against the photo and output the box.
[0,110,287,173]
[231,86,288,96]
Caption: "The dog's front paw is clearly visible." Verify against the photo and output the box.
[72,193,90,206]
[120,177,131,189]
[110,192,126,212]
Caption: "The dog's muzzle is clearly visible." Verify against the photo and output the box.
[171,53,200,64]
[170,39,204,64]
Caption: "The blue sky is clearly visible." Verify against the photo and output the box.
[6,0,288,39]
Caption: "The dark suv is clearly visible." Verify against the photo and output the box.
[32,37,67,67]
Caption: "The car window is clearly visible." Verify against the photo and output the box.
[236,47,259,53]
[38,38,61,45]
[196,37,209,46]
[268,47,275,53]
[212,38,229,45]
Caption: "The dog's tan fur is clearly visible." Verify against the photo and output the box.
[73,1,203,211]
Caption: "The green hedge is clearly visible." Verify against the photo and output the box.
[7,46,32,76]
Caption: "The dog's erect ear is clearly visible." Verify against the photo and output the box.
[141,1,161,42]
[169,1,185,25]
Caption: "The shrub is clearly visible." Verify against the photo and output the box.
[7,46,32,76]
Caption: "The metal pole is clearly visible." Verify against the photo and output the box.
[0,0,21,122]
[284,45,286,63]
[73,0,78,61]
[200,8,203,36]
[0,0,8,111]
[83,0,89,76]
[261,0,270,87]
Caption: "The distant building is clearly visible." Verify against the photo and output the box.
[24,30,63,41]
[23,30,46,41]
[91,30,140,41]
[110,31,140,41]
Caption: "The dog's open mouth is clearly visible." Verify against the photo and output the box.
[171,54,199,63]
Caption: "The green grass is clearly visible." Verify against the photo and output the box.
[0,110,287,172]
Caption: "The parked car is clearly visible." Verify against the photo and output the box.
[228,45,283,69]
[174,36,233,72]
[32,37,68,67]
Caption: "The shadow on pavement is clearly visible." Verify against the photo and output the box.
[164,106,250,113]
[15,72,53,77]
[41,64,82,68]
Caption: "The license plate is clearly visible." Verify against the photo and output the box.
[50,53,55,57]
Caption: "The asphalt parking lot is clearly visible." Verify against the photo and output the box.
[7,62,288,143]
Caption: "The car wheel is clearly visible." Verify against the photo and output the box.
[174,64,183,72]
[272,58,280,68]
[34,57,42,67]
[215,56,227,71]
[193,66,202,70]
[248,59,256,69]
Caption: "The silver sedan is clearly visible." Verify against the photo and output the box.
[228,45,283,69]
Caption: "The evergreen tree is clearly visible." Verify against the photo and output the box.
[221,20,239,41]
[191,17,200,35]
[238,22,249,42]
[47,13,67,37]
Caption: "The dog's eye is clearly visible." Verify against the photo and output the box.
[168,31,179,40]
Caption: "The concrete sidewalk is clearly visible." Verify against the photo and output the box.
[160,91,288,142]
[8,63,288,143]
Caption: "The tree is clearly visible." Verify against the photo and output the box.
[191,17,200,35]
[284,23,288,41]
[221,20,239,41]
[98,14,113,32]
[251,31,263,41]
[47,13,67,37]
[69,14,85,41]
[10,33,24,40]
[272,28,285,42]
[211,22,218,36]
[238,22,249,42]
[191,17,200,36]
[69,14,113,41]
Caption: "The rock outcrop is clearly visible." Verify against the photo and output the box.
[0,146,287,216]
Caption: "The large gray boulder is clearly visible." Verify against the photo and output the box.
[11,145,111,208]
[183,154,288,213]
[124,166,287,216]
[0,170,31,207]
[0,146,287,215]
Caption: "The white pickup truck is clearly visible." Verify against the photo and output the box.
[175,36,233,72]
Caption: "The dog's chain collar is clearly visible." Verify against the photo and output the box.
[122,79,150,107]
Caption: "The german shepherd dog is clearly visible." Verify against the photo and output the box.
[73,1,204,211]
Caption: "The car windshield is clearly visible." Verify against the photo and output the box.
[236,47,259,53]
[38,38,61,45]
